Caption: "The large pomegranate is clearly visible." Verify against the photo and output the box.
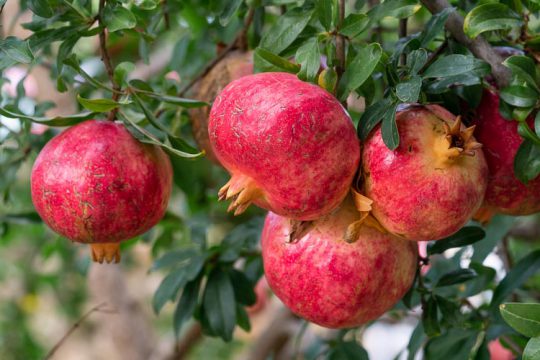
[208,72,360,220]
[31,120,173,263]
[362,105,488,241]
[472,89,540,217]
[261,197,417,328]
[191,51,253,163]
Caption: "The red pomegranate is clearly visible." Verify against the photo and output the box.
[261,197,417,328]
[208,72,360,220]
[31,120,173,263]
[472,89,540,218]
[362,105,488,241]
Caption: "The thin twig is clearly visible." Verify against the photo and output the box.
[335,0,346,102]
[44,302,116,360]
[178,8,255,97]
[162,0,171,30]
[98,0,121,121]
[399,19,408,66]
[419,0,511,87]
[418,40,448,74]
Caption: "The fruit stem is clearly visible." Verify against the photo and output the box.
[91,243,121,264]
[433,116,482,166]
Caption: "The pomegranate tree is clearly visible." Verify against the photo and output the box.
[261,197,417,329]
[31,120,173,263]
[472,89,540,218]
[208,72,360,220]
[362,105,488,241]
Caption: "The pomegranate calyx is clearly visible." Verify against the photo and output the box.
[218,174,263,216]
[288,220,314,243]
[345,189,386,243]
[91,243,121,264]
[442,116,483,158]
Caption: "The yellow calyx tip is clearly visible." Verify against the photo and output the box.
[442,116,483,159]
[218,175,262,216]
[345,188,386,243]
[91,243,121,264]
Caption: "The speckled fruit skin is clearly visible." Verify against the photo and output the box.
[191,51,253,163]
[31,120,173,243]
[261,199,417,328]
[209,72,360,220]
[362,105,488,241]
[473,89,540,215]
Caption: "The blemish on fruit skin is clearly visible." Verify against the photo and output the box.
[473,89,540,215]
[31,120,173,244]
[262,198,418,329]
[362,106,488,241]
[208,72,360,221]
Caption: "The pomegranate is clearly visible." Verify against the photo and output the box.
[488,340,514,360]
[261,197,417,328]
[208,72,360,220]
[472,89,540,218]
[191,51,253,163]
[31,120,173,263]
[362,104,488,241]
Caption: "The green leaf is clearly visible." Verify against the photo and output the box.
[318,67,338,93]
[340,14,369,38]
[0,37,34,64]
[420,7,453,47]
[368,0,421,22]
[254,47,301,73]
[317,0,334,30]
[0,106,95,126]
[296,38,320,82]
[153,268,187,314]
[436,268,478,287]
[425,329,480,360]
[423,55,490,78]
[229,269,256,306]
[396,76,422,103]
[146,93,207,108]
[503,56,540,92]
[407,49,428,75]
[202,268,237,342]
[536,112,540,136]
[77,95,122,112]
[423,295,440,337]
[63,55,117,93]
[103,3,137,32]
[381,104,399,150]
[358,97,394,140]
[463,3,522,39]
[500,85,539,108]
[151,248,199,271]
[328,341,369,360]
[500,303,540,337]
[114,62,135,86]
[235,304,251,332]
[491,250,540,309]
[514,139,540,183]
[219,0,243,26]
[259,7,314,54]
[407,323,426,360]
[428,227,485,255]
[524,337,540,360]
[173,278,201,336]
[27,0,54,18]
[341,43,382,94]
[518,122,540,146]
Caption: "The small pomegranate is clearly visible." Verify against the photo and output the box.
[362,105,488,241]
[191,51,253,163]
[261,197,417,328]
[472,89,540,218]
[209,72,360,220]
[31,120,173,263]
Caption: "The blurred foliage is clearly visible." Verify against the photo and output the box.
[1,0,540,359]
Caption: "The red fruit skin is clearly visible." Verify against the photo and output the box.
[261,199,417,328]
[208,72,360,221]
[31,120,173,243]
[473,89,540,215]
[488,340,514,360]
[362,105,488,241]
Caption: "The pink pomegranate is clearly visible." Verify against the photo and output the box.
[208,72,360,220]
[261,197,417,328]
[362,105,488,241]
[472,89,540,218]
[31,120,173,263]
[488,340,514,360]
